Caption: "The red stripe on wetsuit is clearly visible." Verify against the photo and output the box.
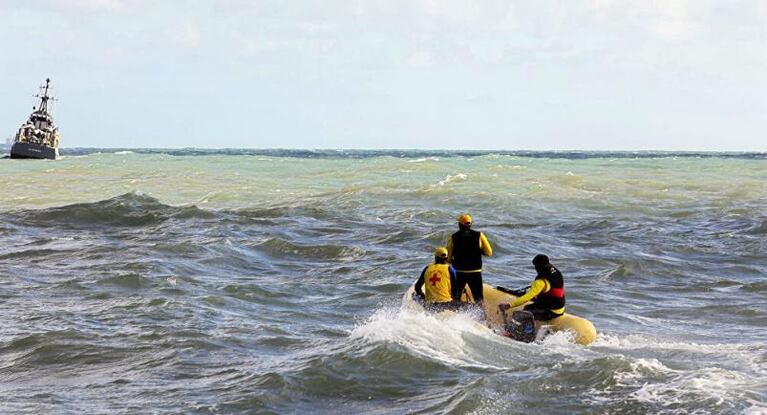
[545,287,564,298]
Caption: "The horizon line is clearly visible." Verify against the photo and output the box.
[13,146,767,154]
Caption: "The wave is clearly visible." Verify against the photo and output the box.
[339,303,767,414]
[56,148,767,160]
[256,304,515,413]
[252,237,366,261]
[592,334,767,413]
[235,204,335,221]
[96,273,152,289]
[4,192,215,228]
[0,192,363,239]
[436,173,468,186]
[349,305,507,370]
[408,157,440,163]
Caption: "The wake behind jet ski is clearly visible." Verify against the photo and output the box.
[403,282,596,345]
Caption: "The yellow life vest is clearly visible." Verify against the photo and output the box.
[424,263,452,303]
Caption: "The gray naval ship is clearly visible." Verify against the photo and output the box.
[11,78,60,159]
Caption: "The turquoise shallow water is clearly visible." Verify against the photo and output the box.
[0,150,766,414]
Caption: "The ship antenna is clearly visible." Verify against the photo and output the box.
[34,78,56,114]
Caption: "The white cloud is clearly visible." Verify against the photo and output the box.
[168,21,202,51]
[0,0,133,12]
[406,50,434,68]
[60,0,128,11]
[1,0,766,149]
[633,0,698,41]
[759,0,767,19]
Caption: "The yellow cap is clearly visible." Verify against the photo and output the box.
[457,214,472,225]
[434,247,448,259]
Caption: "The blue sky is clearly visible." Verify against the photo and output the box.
[1,0,766,150]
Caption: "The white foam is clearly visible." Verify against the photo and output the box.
[596,333,762,361]
[349,305,502,369]
[594,333,767,410]
[745,404,767,415]
[408,157,439,163]
[437,173,467,186]
[612,358,674,386]
[599,333,766,378]
[631,367,753,408]
[351,308,766,411]
[466,390,513,415]
[538,329,576,346]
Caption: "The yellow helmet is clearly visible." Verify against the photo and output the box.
[434,247,449,259]
[457,214,472,225]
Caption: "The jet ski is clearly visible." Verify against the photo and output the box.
[403,282,597,345]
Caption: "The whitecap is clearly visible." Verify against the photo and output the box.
[437,173,467,186]
[349,304,504,369]
[408,157,440,163]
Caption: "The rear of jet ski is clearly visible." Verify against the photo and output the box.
[478,283,597,345]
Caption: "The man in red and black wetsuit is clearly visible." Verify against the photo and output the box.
[447,214,492,308]
[500,254,565,321]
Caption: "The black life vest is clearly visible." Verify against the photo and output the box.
[534,264,565,311]
[451,229,482,271]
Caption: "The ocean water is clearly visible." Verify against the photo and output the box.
[0,150,765,414]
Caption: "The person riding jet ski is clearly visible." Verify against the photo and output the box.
[499,254,566,321]
[414,247,458,312]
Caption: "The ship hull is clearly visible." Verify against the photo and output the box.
[10,142,58,160]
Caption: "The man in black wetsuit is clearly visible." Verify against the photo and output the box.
[500,254,566,321]
[447,214,493,308]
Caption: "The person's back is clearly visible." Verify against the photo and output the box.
[422,262,453,303]
[447,214,492,306]
[414,247,457,311]
[451,228,483,272]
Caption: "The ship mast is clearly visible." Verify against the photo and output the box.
[35,78,54,114]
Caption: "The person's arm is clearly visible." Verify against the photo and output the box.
[497,285,529,296]
[449,265,458,300]
[414,266,427,299]
[507,278,548,308]
[479,232,492,256]
[447,237,454,262]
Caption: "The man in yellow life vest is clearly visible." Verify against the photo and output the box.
[447,214,492,306]
[414,247,458,312]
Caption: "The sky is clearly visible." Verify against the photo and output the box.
[1,0,766,150]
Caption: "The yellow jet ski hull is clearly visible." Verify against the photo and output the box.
[405,283,597,345]
[478,283,597,345]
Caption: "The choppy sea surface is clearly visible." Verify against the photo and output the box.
[1,149,766,414]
